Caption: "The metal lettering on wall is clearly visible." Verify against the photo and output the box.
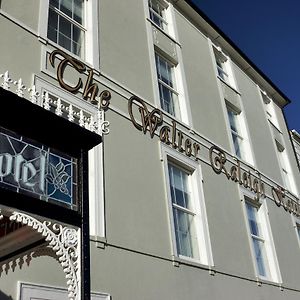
[128,96,201,160]
[128,96,300,218]
[0,128,77,208]
[49,49,111,110]
[209,145,300,217]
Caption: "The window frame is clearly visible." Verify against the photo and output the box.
[148,0,169,32]
[155,51,180,118]
[260,90,298,196]
[47,0,86,58]
[292,216,300,249]
[161,145,213,266]
[242,194,281,283]
[226,104,245,160]
[168,161,200,259]
[212,46,236,88]
[245,200,270,279]
[276,143,298,195]
[39,0,99,69]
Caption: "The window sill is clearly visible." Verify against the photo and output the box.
[90,235,107,249]
[147,17,181,48]
[268,119,282,135]
[172,255,214,272]
[256,276,282,287]
[217,75,241,95]
[40,38,99,73]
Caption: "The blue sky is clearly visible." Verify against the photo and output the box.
[191,0,300,132]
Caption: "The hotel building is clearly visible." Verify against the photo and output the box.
[0,0,300,299]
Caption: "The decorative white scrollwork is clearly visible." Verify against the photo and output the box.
[97,110,110,135]
[9,211,80,300]
[14,78,26,97]
[0,69,112,136]
[0,71,13,90]
[28,85,40,104]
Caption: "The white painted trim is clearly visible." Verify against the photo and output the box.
[38,0,49,41]
[209,40,255,166]
[291,215,300,249]
[18,282,110,300]
[160,143,214,266]
[259,87,300,196]
[173,43,193,127]
[261,201,282,283]
[85,0,100,70]
[241,193,282,283]
[144,0,192,126]
[38,0,98,68]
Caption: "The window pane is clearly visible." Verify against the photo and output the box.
[232,133,242,159]
[150,11,162,28]
[151,0,163,17]
[246,203,260,237]
[227,109,238,133]
[169,164,183,207]
[50,0,59,8]
[47,8,58,43]
[159,60,172,87]
[173,168,185,207]
[149,0,166,30]
[59,16,71,38]
[168,164,192,209]
[48,0,85,58]
[60,0,73,18]
[72,25,84,56]
[160,84,175,116]
[173,208,199,259]
[253,238,268,277]
[58,16,71,51]
[74,0,84,24]
[297,225,300,240]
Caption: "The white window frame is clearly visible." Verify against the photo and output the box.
[260,90,298,196]
[47,0,86,58]
[145,0,192,125]
[275,142,298,195]
[292,216,300,249]
[148,0,169,32]
[226,105,244,159]
[18,282,110,300]
[261,91,281,130]
[155,51,181,118]
[213,46,236,88]
[34,76,105,238]
[39,0,99,69]
[242,193,281,283]
[161,145,213,266]
[225,104,254,165]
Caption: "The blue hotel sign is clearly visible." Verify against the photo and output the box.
[0,128,77,208]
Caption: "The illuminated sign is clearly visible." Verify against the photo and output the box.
[0,127,77,208]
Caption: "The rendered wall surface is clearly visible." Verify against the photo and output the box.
[0,0,300,299]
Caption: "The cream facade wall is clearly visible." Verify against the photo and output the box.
[0,0,300,299]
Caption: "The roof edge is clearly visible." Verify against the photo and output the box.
[173,0,291,107]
